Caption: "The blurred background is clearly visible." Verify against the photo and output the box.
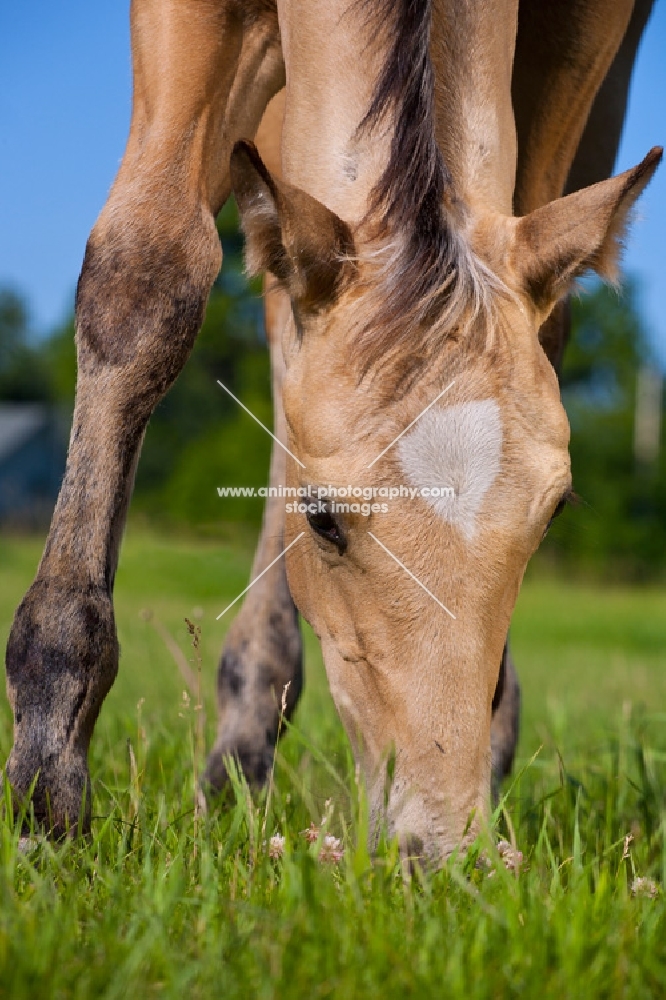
[0,0,665,581]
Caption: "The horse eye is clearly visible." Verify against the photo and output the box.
[306,506,346,553]
[551,496,568,521]
[544,489,573,534]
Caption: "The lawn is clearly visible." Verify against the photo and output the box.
[0,527,665,997]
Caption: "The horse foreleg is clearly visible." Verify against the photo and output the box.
[490,642,521,803]
[205,270,303,790]
[204,91,303,792]
[4,0,284,835]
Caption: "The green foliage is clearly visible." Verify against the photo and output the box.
[40,316,78,405]
[0,288,28,367]
[538,280,666,579]
[0,289,51,402]
[133,280,272,527]
[1,531,666,997]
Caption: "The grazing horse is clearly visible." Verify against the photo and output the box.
[4,0,660,861]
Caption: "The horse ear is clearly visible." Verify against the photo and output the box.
[512,147,662,313]
[230,140,355,311]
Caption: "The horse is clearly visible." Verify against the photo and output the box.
[5,0,660,862]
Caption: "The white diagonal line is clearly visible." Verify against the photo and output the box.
[217,379,306,469]
[367,531,456,620]
[217,532,305,620]
[366,379,455,469]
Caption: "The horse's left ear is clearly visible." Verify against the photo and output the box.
[230,139,355,311]
[512,147,662,313]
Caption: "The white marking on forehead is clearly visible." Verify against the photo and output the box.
[397,399,502,540]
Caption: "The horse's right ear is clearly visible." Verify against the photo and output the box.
[230,140,355,311]
[512,147,662,314]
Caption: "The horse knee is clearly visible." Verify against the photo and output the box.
[75,201,222,396]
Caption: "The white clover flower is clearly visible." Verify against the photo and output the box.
[318,835,344,864]
[497,839,524,873]
[268,834,286,859]
[302,823,320,844]
[631,876,659,899]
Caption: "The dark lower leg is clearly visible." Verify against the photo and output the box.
[204,552,303,790]
[5,204,221,834]
[490,640,521,803]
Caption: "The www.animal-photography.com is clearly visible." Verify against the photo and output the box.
[1,1,666,996]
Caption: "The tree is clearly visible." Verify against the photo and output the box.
[542,279,666,578]
[0,288,51,402]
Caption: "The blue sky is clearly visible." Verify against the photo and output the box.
[1,2,665,364]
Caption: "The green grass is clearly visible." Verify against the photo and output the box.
[0,527,665,997]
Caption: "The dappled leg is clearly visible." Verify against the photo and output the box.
[205,276,303,790]
[490,641,521,803]
[4,0,284,835]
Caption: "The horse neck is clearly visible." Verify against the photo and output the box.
[431,0,518,216]
[276,0,519,225]
[276,0,395,224]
